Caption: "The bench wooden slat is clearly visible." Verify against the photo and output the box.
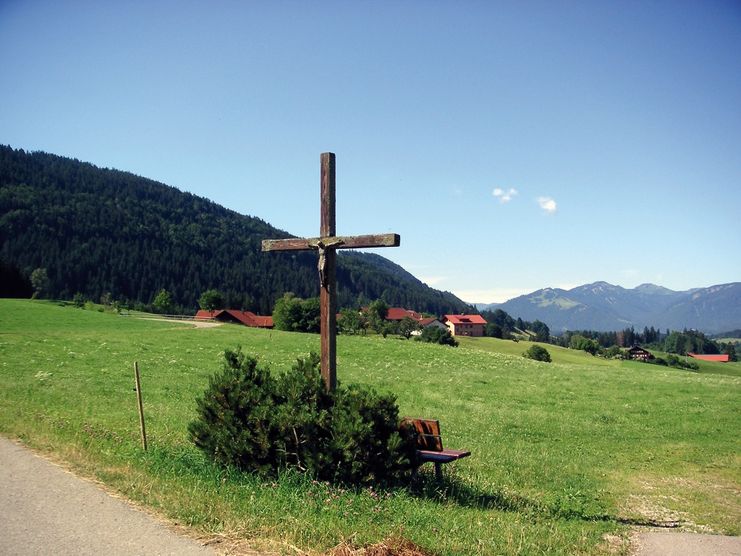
[401,417,471,478]
[405,418,443,451]
[417,449,471,463]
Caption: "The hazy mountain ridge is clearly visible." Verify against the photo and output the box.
[484,281,741,333]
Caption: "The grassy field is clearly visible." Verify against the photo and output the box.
[458,336,741,377]
[1,300,739,555]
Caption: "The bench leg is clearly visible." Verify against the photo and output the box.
[434,462,442,480]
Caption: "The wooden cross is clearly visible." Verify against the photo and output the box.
[262,152,400,391]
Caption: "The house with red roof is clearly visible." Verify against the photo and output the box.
[687,353,729,363]
[195,309,273,329]
[383,307,446,334]
[443,314,487,337]
[385,307,423,322]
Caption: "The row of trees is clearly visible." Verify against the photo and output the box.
[553,326,736,360]
[271,295,458,346]
[479,308,551,342]
[271,296,423,337]
[552,326,666,350]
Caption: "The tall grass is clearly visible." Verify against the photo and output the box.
[1,299,739,554]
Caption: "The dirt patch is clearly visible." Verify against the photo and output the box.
[328,537,431,556]
[137,317,223,329]
[600,532,630,554]
[618,473,740,535]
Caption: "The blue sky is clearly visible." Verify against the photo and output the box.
[1,1,739,303]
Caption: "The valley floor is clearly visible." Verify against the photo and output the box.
[1,300,738,555]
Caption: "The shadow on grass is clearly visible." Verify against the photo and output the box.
[407,468,646,526]
[407,471,683,528]
[144,445,681,529]
[407,471,544,515]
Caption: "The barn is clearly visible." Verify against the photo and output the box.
[195,309,273,328]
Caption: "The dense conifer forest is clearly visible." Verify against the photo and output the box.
[0,146,469,315]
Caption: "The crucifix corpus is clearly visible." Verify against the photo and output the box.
[262,152,400,391]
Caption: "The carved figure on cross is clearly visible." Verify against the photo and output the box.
[262,153,400,391]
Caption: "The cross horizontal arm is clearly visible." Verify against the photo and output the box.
[262,233,400,252]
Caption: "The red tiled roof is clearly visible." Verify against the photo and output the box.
[250,314,274,328]
[687,353,730,362]
[418,317,439,327]
[385,307,423,321]
[195,309,273,328]
[444,314,487,325]
[227,310,255,326]
[195,309,221,320]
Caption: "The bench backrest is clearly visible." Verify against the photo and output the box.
[402,417,444,452]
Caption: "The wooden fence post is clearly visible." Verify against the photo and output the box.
[134,361,148,451]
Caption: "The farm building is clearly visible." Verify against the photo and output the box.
[195,309,273,329]
[627,346,654,361]
[411,317,447,335]
[687,353,730,363]
[443,314,487,337]
[418,316,447,329]
[383,307,446,334]
[385,307,424,322]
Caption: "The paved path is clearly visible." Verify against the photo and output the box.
[0,436,215,555]
[632,531,741,556]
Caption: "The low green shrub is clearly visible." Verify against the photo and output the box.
[523,344,552,362]
[648,354,699,371]
[603,345,625,359]
[189,348,416,486]
[415,326,458,347]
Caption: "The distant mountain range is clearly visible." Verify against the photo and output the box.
[476,281,741,334]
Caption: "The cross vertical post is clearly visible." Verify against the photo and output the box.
[320,153,337,391]
[262,153,400,392]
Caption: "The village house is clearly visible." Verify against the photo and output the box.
[414,316,448,334]
[195,309,273,329]
[384,307,447,334]
[627,345,654,361]
[385,307,423,322]
[443,314,487,337]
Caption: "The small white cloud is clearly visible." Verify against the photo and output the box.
[493,187,518,203]
[537,196,557,214]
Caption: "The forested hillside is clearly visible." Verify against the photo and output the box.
[0,146,469,315]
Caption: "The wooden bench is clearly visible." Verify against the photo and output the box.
[401,417,471,479]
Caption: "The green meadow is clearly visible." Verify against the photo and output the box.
[1,299,739,555]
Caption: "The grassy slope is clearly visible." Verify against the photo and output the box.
[1,300,739,555]
[646,348,741,377]
[458,337,741,377]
